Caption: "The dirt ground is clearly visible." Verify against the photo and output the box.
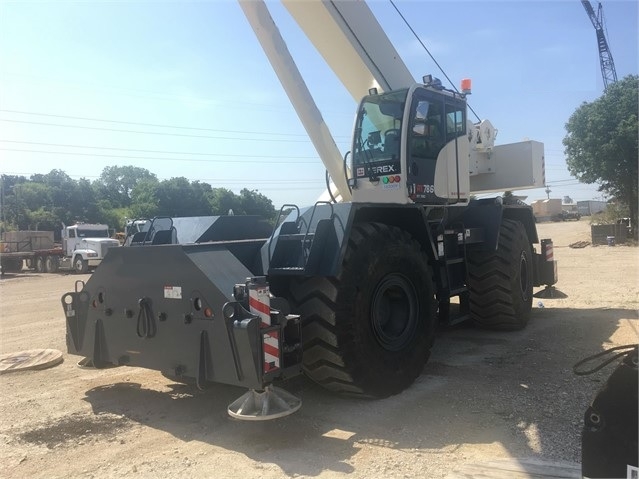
[1,219,637,479]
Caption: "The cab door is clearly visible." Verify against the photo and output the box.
[406,88,446,204]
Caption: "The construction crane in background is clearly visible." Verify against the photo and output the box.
[581,0,618,90]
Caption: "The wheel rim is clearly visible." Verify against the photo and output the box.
[75,258,82,271]
[371,274,419,352]
[519,251,530,300]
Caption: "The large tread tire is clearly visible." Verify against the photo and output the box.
[290,222,436,398]
[466,219,533,330]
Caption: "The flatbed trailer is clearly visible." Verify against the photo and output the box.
[1,225,120,274]
[0,238,65,274]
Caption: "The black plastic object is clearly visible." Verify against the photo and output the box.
[581,345,638,478]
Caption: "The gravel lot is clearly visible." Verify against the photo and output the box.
[0,219,637,478]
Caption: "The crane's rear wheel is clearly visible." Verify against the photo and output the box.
[466,219,533,330]
[290,223,436,398]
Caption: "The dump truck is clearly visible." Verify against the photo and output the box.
[61,0,557,420]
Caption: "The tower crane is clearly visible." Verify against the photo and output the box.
[581,0,618,90]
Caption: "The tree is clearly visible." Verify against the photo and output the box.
[208,188,242,215]
[563,75,638,237]
[129,178,160,218]
[154,177,212,217]
[238,188,275,219]
[95,166,157,208]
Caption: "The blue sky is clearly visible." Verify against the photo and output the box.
[1,0,637,208]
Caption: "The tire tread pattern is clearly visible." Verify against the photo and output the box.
[289,223,436,398]
[466,219,533,330]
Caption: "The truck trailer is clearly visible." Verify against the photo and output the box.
[1,224,120,275]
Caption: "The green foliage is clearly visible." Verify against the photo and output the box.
[1,167,278,233]
[155,177,212,216]
[129,178,160,218]
[589,202,630,226]
[95,166,157,208]
[563,75,638,237]
[208,188,242,215]
[239,188,275,219]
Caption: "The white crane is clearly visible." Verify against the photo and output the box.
[239,0,545,204]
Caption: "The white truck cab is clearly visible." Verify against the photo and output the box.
[61,223,120,273]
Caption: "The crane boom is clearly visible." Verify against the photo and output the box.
[581,0,618,90]
[238,0,352,201]
[281,0,414,98]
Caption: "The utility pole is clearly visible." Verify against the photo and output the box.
[545,185,552,199]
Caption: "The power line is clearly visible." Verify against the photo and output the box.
[1,72,356,118]
[546,178,583,184]
[0,148,320,164]
[0,119,318,142]
[0,140,318,160]
[389,0,481,122]
[0,108,351,139]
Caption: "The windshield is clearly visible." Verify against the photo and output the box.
[76,228,109,238]
[352,89,408,178]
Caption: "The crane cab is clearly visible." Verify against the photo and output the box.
[350,82,470,206]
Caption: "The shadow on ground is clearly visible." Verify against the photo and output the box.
[81,306,635,476]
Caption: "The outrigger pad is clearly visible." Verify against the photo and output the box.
[533,286,568,299]
[227,385,301,421]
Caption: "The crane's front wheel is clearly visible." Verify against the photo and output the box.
[291,223,436,398]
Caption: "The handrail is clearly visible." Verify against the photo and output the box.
[268,204,301,268]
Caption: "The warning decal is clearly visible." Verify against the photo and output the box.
[164,286,182,299]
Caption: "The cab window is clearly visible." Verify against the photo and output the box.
[410,99,443,159]
[445,103,465,140]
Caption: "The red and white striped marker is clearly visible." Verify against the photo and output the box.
[249,284,271,328]
[545,242,554,262]
[248,279,280,373]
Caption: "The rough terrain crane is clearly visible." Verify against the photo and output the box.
[61,0,557,420]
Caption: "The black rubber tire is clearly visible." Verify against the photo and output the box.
[466,219,533,330]
[35,256,46,273]
[73,256,88,274]
[1,258,23,273]
[290,222,436,398]
[45,255,59,273]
